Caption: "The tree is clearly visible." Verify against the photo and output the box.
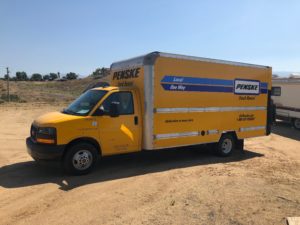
[43,74,50,81]
[3,74,14,81]
[30,73,42,81]
[16,71,28,81]
[49,73,58,80]
[66,72,78,80]
[91,67,109,78]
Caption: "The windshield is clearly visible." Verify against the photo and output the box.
[63,90,107,116]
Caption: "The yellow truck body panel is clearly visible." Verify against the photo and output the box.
[110,52,272,150]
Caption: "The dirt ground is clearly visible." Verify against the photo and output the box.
[0,104,299,225]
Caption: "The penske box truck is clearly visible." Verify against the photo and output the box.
[27,52,273,174]
[272,78,300,129]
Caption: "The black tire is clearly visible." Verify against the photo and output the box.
[215,134,235,157]
[63,142,98,175]
[293,118,300,130]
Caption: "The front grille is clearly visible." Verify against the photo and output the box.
[30,125,38,142]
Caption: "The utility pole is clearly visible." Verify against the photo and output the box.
[6,67,10,102]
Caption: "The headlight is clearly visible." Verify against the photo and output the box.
[38,127,56,135]
[36,127,56,144]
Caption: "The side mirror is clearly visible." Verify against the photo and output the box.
[93,108,105,116]
[109,102,120,117]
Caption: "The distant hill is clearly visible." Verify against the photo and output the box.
[273,71,300,77]
[0,76,110,104]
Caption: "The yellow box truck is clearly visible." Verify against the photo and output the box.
[26,52,273,174]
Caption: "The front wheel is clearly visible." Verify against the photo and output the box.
[215,134,235,157]
[293,118,300,130]
[63,143,98,175]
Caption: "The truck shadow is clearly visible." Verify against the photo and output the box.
[0,146,263,191]
[272,121,300,141]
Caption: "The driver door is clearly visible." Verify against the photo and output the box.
[96,91,141,155]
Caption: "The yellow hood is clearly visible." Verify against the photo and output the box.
[34,111,82,126]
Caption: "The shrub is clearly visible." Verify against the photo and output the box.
[1,94,21,102]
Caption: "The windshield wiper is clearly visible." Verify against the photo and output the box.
[62,109,77,115]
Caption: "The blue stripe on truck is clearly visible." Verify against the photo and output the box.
[161,75,268,94]
[161,83,233,93]
[260,83,268,88]
[161,75,233,86]
[260,88,268,94]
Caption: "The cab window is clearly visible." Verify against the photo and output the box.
[63,90,107,116]
[100,92,134,115]
[271,86,281,96]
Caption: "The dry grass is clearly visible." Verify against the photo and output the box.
[0,76,109,104]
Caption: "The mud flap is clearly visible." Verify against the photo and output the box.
[266,90,275,135]
[236,139,244,151]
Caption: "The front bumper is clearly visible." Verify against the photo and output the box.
[26,137,65,161]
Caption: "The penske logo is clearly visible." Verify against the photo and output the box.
[236,84,258,91]
[234,79,260,95]
[113,68,140,80]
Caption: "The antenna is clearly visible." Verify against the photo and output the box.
[6,67,10,102]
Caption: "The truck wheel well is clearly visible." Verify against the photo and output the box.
[220,131,244,150]
[223,131,238,141]
[64,137,102,157]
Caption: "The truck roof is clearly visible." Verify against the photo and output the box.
[91,86,135,92]
[111,51,270,70]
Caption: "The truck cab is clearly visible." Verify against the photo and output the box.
[27,86,142,174]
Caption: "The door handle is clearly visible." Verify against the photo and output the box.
[134,116,138,125]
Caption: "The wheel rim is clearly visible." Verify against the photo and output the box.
[221,138,232,154]
[72,150,93,170]
[294,119,300,129]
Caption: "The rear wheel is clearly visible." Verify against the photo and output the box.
[215,134,235,157]
[63,142,98,175]
[293,118,300,130]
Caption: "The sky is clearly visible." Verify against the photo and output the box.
[0,0,300,77]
